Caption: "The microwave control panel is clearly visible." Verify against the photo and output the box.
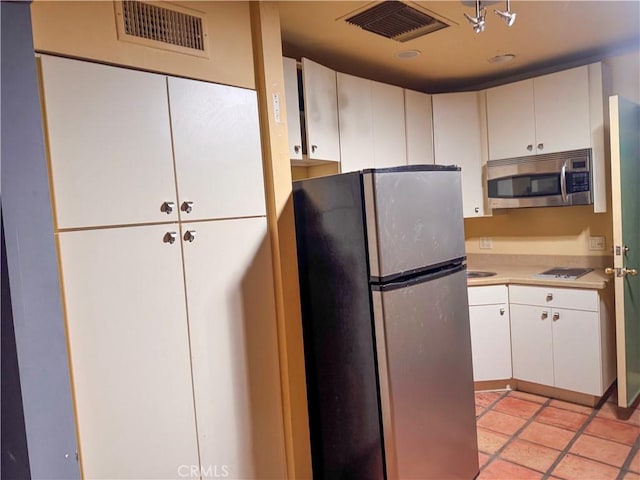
[567,171,590,193]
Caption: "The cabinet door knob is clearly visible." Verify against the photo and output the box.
[184,230,196,243]
[311,144,318,153]
[294,145,301,154]
[499,308,505,315]
[546,293,553,301]
[474,207,480,213]
[537,143,544,150]
[161,201,175,214]
[541,311,548,319]
[527,144,533,151]
[181,201,194,214]
[553,312,560,321]
[163,231,177,244]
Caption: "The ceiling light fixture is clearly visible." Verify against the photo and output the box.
[464,0,486,33]
[395,49,421,59]
[495,0,517,27]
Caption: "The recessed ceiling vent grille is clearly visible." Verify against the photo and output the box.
[345,1,449,42]
[115,1,209,57]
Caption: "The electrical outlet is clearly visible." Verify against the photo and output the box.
[479,237,493,249]
[589,236,606,251]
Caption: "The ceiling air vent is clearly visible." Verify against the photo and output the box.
[114,1,209,58]
[345,1,449,42]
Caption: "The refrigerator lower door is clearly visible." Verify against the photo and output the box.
[371,267,479,480]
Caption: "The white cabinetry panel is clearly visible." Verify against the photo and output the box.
[337,72,373,173]
[371,80,406,168]
[404,89,434,165]
[168,77,266,221]
[552,308,601,395]
[469,304,512,381]
[432,92,485,217]
[486,80,536,159]
[510,304,555,386]
[40,55,178,229]
[58,225,199,479]
[283,57,303,160]
[182,217,285,479]
[509,285,598,311]
[302,58,341,162]
[534,66,591,155]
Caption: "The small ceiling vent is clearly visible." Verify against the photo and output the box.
[114,1,209,58]
[345,1,449,42]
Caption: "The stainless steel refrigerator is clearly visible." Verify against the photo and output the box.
[293,165,479,480]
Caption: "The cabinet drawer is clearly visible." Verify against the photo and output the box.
[509,285,598,312]
[468,285,508,306]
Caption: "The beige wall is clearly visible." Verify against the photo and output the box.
[465,50,639,257]
[31,1,255,89]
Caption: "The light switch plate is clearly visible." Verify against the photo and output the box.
[589,236,605,251]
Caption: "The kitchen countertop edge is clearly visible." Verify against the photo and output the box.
[466,266,610,290]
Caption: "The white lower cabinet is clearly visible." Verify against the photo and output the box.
[468,286,512,381]
[509,285,614,396]
[58,225,200,479]
[182,218,285,479]
[58,219,286,479]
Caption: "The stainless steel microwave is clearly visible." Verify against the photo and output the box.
[486,148,592,209]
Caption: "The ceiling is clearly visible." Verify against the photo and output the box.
[278,1,640,93]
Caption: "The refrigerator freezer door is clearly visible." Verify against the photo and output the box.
[364,168,466,281]
[371,267,479,480]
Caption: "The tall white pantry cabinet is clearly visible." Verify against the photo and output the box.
[38,55,286,479]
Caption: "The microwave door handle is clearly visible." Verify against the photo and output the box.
[560,163,568,203]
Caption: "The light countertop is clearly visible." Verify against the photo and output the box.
[466,264,611,290]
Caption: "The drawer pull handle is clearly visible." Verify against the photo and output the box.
[546,293,553,301]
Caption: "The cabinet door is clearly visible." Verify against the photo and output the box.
[337,72,374,172]
[486,79,536,160]
[534,66,591,154]
[58,225,198,479]
[510,304,554,386]
[372,80,407,168]
[302,58,341,162]
[283,57,303,160]
[469,304,512,381]
[404,89,434,165]
[168,77,266,221]
[432,92,485,217]
[181,218,286,479]
[552,308,602,395]
[40,55,178,229]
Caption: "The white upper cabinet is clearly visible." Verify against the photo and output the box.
[302,58,341,162]
[283,57,303,161]
[486,79,536,160]
[168,77,266,221]
[432,92,485,217]
[487,65,592,160]
[338,74,407,172]
[404,89,435,165]
[40,55,178,229]
[533,66,591,155]
[371,80,407,168]
[337,72,374,173]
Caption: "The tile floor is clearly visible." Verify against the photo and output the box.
[474,388,640,479]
